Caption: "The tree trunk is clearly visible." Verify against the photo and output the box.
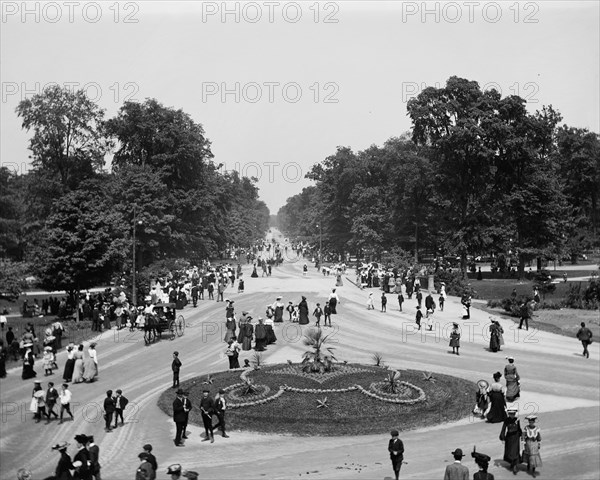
[518,254,526,280]
[536,257,542,271]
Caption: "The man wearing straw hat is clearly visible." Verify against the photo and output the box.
[444,448,469,479]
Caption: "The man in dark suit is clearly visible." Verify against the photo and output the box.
[103,390,115,433]
[86,435,101,480]
[173,389,187,446]
[181,391,192,439]
[199,389,215,443]
[113,389,129,428]
[191,285,199,307]
[443,448,469,480]
[45,382,59,423]
[388,429,404,480]
[73,434,92,480]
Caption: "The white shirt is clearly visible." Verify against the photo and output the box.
[60,389,72,404]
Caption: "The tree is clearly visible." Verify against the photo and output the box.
[0,167,27,260]
[31,180,124,298]
[16,85,110,192]
[0,259,29,300]
[106,98,213,190]
[555,126,600,256]
[407,77,499,272]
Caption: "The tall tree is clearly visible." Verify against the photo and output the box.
[16,85,110,192]
[407,77,498,272]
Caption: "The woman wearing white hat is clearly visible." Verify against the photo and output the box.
[522,415,542,477]
[499,408,522,474]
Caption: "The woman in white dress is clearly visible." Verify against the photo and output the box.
[83,343,98,382]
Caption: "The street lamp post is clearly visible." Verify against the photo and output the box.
[132,211,142,306]
[318,223,322,265]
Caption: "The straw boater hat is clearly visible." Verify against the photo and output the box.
[276,296,282,300]
[44,346,53,351]
[51,442,70,451]
[526,415,538,421]
[507,408,518,415]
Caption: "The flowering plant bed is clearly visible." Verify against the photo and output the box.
[158,364,475,436]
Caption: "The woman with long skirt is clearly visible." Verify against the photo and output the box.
[224,316,236,343]
[489,322,501,352]
[72,344,85,383]
[522,415,542,478]
[83,343,98,382]
[486,372,507,423]
[241,318,253,351]
[265,317,277,344]
[63,344,75,382]
[21,344,36,380]
[499,409,522,474]
[504,357,521,402]
[298,297,309,325]
[274,297,284,323]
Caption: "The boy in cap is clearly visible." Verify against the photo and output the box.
[45,381,59,423]
[166,464,182,479]
[214,389,229,438]
[142,444,157,473]
[113,388,129,428]
[172,352,182,389]
[87,435,101,480]
[388,429,404,480]
[59,383,74,423]
[444,448,469,480]
[199,389,215,443]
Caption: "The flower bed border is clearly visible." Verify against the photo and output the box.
[222,366,427,408]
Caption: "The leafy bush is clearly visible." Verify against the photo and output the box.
[434,270,477,298]
[533,269,556,298]
[486,299,503,309]
[564,280,600,310]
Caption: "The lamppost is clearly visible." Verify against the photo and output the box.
[316,223,322,265]
[132,210,143,306]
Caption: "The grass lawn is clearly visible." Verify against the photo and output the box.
[475,304,600,338]
[467,278,576,301]
[157,364,476,436]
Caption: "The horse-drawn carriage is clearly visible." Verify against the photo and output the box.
[139,303,185,345]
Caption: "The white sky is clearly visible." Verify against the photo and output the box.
[1,1,599,213]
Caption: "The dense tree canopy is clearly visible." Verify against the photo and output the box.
[278,76,599,275]
[4,87,269,296]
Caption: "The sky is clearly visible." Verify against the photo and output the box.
[1,1,599,214]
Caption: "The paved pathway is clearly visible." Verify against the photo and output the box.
[1,236,598,479]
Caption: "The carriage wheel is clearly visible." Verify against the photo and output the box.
[176,315,185,336]
[168,320,176,340]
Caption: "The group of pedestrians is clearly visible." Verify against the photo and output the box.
[30,380,74,424]
[51,433,101,480]
[172,387,229,447]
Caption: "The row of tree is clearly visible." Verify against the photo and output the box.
[277,77,600,277]
[1,86,269,297]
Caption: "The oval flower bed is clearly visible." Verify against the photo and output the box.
[157,364,476,436]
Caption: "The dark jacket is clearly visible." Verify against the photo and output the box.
[200,396,215,416]
[73,447,92,480]
[173,396,186,423]
[103,396,115,414]
[388,438,404,460]
[88,444,100,474]
[55,451,74,480]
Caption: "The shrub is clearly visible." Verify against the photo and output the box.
[564,280,600,310]
[434,270,477,298]
[533,269,556,298]
[487,299,503,308]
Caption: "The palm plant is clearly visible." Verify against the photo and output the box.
[242,377,257,396]
[381,370,402,394]
[301,328,337,373]
[372,352,385,367]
